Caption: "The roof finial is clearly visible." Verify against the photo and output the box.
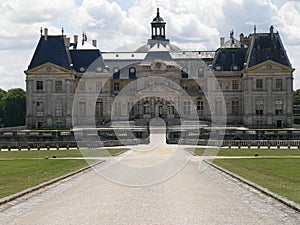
[62,27,64,36]
[40,27,43,36]
[254,25,257,34]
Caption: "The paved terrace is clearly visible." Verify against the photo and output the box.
[0,130,299,224]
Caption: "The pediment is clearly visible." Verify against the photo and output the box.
[25,63,74,75]
[244,60,294,73]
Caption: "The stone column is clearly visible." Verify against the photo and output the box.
[66,79,71,116]
[26,80,33,116]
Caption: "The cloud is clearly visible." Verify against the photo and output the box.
[0,0,300,90]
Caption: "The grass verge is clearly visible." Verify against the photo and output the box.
[213,158,300,204]
[0,159,90,198]
[191,148,300,157]
[0,148,128,159]
[0,148,127,198]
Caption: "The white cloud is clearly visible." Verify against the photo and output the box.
[0,0,300,90]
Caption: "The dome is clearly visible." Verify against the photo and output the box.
[152,8,165,24]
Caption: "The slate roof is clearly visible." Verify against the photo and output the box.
[28,36,72,70]
[247,33,291,68]
[70,50,106,73]
[212,48,247,71]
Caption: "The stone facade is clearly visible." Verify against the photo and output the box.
[25,9,294,129]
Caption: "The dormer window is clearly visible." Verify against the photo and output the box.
[129,67,136,79]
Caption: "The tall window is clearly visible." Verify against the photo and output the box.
[55,81,63,92]
[143,102,150,115]
[256,79,263,89]
[79,102,86,116]
[55,100,63,117]
[36,81,43,91]
[215,81,222,90]
[275,79,283,90]
[183,101,191,115]
[275,99,283,115]
[168,105,175,115]
[78,82,85,92]
[96,82,102,92]
[114,102,121,116]
[113,82,120,93]
[96,100,103,117]
[197,100,204,115]
[182,83,188,90]
[215,98,222,115]
[198,67,204,78]
[36,101,44,117]
[255,98,264,115]
[127,102,134,116]
[232,80,239,90]
[232,99,239,115]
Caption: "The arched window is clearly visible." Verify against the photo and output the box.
[113,67,120,79]
[129,67,136,79]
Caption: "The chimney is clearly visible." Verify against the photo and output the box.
[270,25,274,39]
[240,33,244,47]
[220,37,225,47]
[92,40,97,47]
[44,28,48,41]
[66,37,71,48]
[74,35,78,44]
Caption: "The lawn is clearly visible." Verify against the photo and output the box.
[0,148,127,199]
[213,158,300,204]
[0,159,89,198]
[0,148,128,159]
[190,148,300,157]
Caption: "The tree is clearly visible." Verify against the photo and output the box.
[0,88,6,126]
[2,88,26,127]
[294,89,300,105]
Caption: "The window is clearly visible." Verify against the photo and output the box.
[183,101,191,115]
[96,82,102,92]
[78,82,85,92]
[275,99,283,115]
[95,100,103,117]
[114,102,121,116]
[113,82,119,93]
[36,81,43,91]
[182,83,188,90]
[256,79,263,89]
[168,105,175,115]
[36,101,44,117]
[143,103,150,115]
[79,102,86,116]
[197,100,204,115]
[127,102,134,116]
[275,79,283,90]
[215,81,222,90]
[215,98,222,115]
[232,80,239,90]
[255,98,264,115]
[55,81,62,92]
[198,67,204,78]
[55,101,63,117]
[232,100,239,115]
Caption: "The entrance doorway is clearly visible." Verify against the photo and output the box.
[277,120,282,128]
[37,122,43,129]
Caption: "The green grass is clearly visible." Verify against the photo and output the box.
[0,148,127,198]
[0,148,128,159]
[191,148,300,157]
[213,158,300,204]
[0,159,90,198]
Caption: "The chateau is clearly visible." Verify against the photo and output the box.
[25,9,294,129]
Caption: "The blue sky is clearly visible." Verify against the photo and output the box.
[0,0,300,90]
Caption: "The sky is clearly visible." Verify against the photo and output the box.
[0,0,300,91]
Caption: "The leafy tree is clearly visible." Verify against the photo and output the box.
[294,89,300,105]
[2,88,26,127]
[0,88,6,126]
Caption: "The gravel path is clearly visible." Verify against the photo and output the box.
[1,152,299,224]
